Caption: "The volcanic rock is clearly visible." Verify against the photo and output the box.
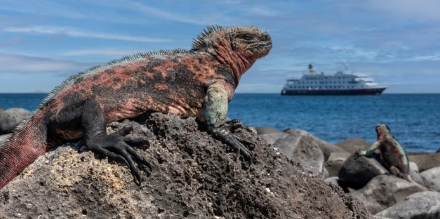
[0,113,370,219]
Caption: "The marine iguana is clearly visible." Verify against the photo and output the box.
[0,25,272,189]
[356,124,427,190]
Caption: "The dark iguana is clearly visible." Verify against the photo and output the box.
[0,25,272,189]
[356,124,427,190]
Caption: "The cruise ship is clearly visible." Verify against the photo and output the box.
[281,64,386,95]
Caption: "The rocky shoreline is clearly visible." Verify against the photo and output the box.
[1,107,439,218]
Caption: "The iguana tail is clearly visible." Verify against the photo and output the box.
[405,175,428,191]
[0,112,48,190]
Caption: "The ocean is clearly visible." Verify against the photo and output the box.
[1,93,439,152]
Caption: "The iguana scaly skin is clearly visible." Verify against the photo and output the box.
[356,124,427,190]
[0,25,272,189]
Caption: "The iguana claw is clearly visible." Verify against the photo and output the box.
[87,126,151,184]
[208,124,254,162]
[354,150,366,159]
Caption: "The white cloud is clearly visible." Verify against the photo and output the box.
[4,26,171,43]
[367,0,440,21]
[328,46,378,59]
[249,7,280,17]
[62,49,144,56]
[128,1,208,25]
[0,52,93,73]
[0,0,149,24]
[412,54,440,61]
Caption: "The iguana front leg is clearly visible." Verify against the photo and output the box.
[205,82,253,160]
[356,141,380,157]
[82,99,151,184]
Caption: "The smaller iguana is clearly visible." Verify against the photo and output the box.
[356,124,427,190]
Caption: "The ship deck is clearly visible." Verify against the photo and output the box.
[281,87,386,96]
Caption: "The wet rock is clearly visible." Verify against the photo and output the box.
[0,108,32,134]
[375,191,440,219]
[338,154,388,189]
[408,153,440,172]
[325,152,351,177]
[273,129,326,177]
[420,166,440,191]
[335,138,372,154]
[256,126,281,135]
[0,113,370,219]
[0,134,10,146]
[350,175,426,215]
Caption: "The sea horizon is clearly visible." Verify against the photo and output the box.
[1,93,439,153]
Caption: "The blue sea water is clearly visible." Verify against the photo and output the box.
[1,93,439,152]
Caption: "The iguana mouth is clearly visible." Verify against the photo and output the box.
[252,41,272,49]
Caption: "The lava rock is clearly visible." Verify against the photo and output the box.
[324,152,351,177]
[408,153,440,172]
[0,108,32,134]
[0,113,370,219]
[375,191,440,219]
[338,154,388,189]
[350,175,426,215]
[420,166,440,191]
[335,138,372,154]
[256,126,281,135]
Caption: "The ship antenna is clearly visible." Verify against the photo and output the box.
[343,61,349,71]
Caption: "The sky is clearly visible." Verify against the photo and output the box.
[0,0,439,93]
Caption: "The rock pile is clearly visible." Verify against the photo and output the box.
[260,128,440,218]
[0,113,369,218]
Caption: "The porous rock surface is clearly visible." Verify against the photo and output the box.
[0,113,370,219]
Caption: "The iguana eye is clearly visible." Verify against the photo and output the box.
[243,33,253,40]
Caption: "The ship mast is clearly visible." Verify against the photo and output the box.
[308,64,315,74]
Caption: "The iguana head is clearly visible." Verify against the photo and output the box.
[227,26,272,59]
[192,25,272,83]
[375,124,391,137]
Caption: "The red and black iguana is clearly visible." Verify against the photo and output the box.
[356,124,427,190]
[0,25,272,189]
